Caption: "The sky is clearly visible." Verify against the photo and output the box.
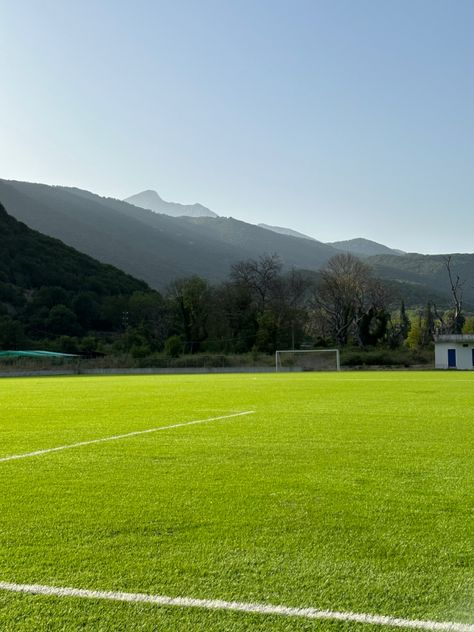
[1,0,473,253]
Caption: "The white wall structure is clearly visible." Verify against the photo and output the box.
[434,334,474,370]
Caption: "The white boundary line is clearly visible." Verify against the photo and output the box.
[0,411,255,464]
[0,581,472,631]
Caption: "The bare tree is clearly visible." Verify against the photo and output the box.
[231,254,282,312]
[272,269,314,349]
[312,253,389,346]
[434,256,465,334]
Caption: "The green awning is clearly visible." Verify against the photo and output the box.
[0,350,78,358]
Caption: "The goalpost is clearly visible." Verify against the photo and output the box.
[275,349,340,372]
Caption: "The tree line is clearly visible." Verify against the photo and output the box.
[2,250,472,358]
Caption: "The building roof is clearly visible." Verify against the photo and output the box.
[434,334,474,343]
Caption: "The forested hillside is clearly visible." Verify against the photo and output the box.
[0,202,161,351]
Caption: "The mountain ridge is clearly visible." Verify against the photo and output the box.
[328,237,406,257]
[124,189,218,218]
[1,178,473,306]
[258,223,316,241]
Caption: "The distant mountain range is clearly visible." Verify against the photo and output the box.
[124,189,218,218]
[260,225,405,257]
[1,178,473,307]
[124,196,404,258]
[0,179,336,290]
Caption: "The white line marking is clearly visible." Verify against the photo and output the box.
[0,582,472,631]
[0,411,255,463]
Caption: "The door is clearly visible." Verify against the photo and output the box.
[448,348,456,368]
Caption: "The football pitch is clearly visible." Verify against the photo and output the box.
[0,372,473,631]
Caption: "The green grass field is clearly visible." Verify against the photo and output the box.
[0,372,473,631]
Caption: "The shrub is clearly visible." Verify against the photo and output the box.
[164,335,183,358]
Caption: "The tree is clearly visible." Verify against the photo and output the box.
[357,306,390,347]
[31,286,70,310]
[164,335,183,358]
[399,301,411,341]
[0,317,26,349]
[128,291,167,348]
[420,302,435,347]
[405,305,435,349]
[434,256,465,334]
[229,256,313,353]
[312,253,388,347]
[406,313,423,348]
[254,310,279,353]
[168,277,210,353]
[228,255,285,353]
[100,295,130,329]
[46,305,81,336]
[277,270,313,349]
[462,316,474,334]
[230,254,282,312]
[386,301,411,349]
[72,292,100,329]
[206,281,258,353]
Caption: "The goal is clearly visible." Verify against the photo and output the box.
[275,349,340,372]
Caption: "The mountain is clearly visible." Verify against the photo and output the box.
[124,189,218,218]
[2,178,473,308]
[0,201,152,346]
[0,179,338,290]
[258,223,315,240]
[329,238,405,257]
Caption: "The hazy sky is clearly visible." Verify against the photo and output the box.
[1,1,473,253]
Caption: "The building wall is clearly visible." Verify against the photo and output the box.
[435,342,474,370]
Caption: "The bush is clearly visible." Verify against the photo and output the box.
[341,347,433,368]
[164,335,183,358]
[131,344,151,359]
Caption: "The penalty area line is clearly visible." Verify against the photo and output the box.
[0,410,255,464]
[0,582,472,631]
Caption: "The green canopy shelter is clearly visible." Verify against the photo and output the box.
[0,351,78,358]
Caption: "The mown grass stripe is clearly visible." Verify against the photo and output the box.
[0,410,255,463]
[0,581,472,631]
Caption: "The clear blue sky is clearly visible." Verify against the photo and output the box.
[1,0,473,253]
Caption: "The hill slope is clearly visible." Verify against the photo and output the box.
[124,189,218,218]
[0,203,147,296]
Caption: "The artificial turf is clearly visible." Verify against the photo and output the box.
[0,372,473,631]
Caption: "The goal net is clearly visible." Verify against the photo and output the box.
[275,349,340,372]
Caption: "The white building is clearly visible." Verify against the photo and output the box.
[434,334,474,370]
